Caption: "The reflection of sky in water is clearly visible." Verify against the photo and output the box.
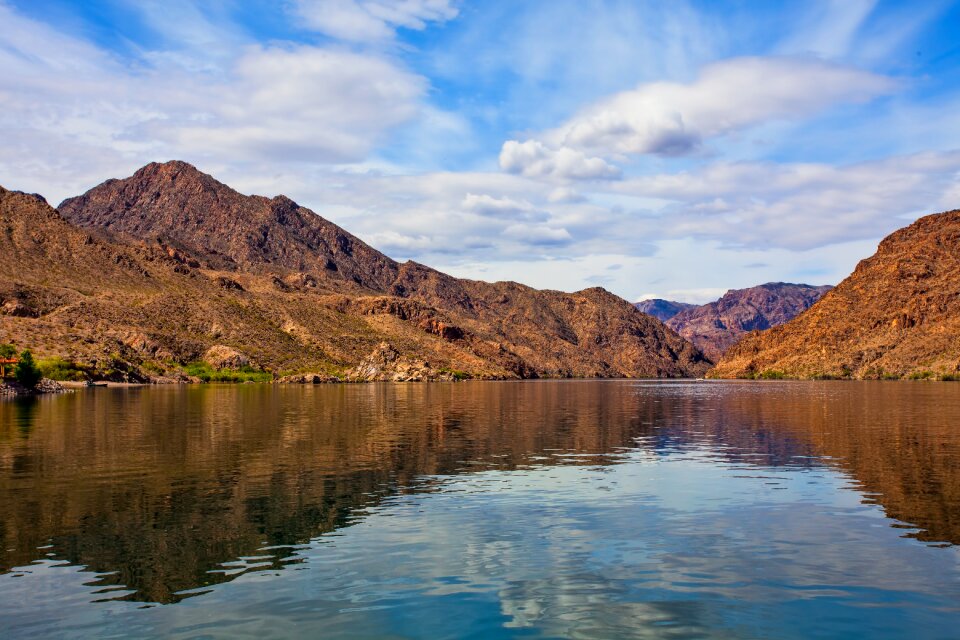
[4,446,960,639]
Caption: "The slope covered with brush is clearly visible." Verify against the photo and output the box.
[711,211,960,379]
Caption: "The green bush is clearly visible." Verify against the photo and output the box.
[38,357,90,381]
[907,370,935,380]
[940,373,960,382]
[757,370,786,380]
[14,350,42,388]
[183,362,272,383]
[0,343,16,359]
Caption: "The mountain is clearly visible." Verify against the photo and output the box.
[634,299,695,322]
[665,283,832,361]
[711,210,960,379]
[1,162,709,380]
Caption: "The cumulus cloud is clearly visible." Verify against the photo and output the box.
[501,56,896,179]
[174,45,426,161]
[293,0,458,41]
[0,4,431,199]
[614,151,960,250]
[499,140,621,180]
[461,193,536,216]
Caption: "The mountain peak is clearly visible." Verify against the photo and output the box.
[58,161,400,289]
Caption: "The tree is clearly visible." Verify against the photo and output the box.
[14,350,42,389]
[0,343,16,358]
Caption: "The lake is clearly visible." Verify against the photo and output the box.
[1,380,959,639]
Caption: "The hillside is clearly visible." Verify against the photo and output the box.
[711,211,960,379]
[634,299,695,322]
[667,283,832,361]
[0,163,709,380]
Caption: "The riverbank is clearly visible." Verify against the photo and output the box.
[0,378,67,397]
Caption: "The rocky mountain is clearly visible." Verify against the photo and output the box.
[0,162,709,381]
[711,210,960,379]
[665,283,832,361]
[634,298,695,322]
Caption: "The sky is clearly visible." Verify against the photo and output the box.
[1,0,959,303]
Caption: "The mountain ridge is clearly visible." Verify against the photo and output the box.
[0,162,710,381]
[711,210,960,379]
[665,282,832,361]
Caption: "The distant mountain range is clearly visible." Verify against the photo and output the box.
[636,283,831,361]
[3,160,958,382]
[0,162,709,381]
[711,209,960,380]
[633,299,695,322]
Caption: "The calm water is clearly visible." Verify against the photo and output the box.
[1,381,960,639]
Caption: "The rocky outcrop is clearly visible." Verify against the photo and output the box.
[0,378,66,397]
[276,373,340,384]
[203,345,251,370]
[635,299,695,322]
[711,210,960,379]
[346,342,458,382]
[667,283,832,361]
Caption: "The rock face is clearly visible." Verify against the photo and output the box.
[0,162,710,380]
[635,299,695,322]
[346,342,455,382]
[203,345,251,370]
[667,283,832,361]
[711,210,960,379]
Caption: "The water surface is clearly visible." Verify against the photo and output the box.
[1,381,959,638]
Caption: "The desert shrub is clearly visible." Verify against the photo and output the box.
[907,370,935,380]
[940,373,960,382]
[757,370,786,380]
[183,362,272,383]
[14,350,42,388]
[0,343,16,359]
[38,357,90,381]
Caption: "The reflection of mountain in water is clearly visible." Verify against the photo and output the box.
[1,381,959,604]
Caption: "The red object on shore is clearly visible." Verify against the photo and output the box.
[0,357,19,377]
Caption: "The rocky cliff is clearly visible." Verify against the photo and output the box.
[711,211,960,379]
[667,283,832,361]
[0,162,709,380]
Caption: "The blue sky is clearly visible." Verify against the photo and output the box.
[2,0,959,302]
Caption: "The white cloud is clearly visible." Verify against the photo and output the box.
[0,4,432,198]
[293,0,458,42]
[778,0,877,58]
[499,140,621,180]
[461,193,536,216]
[174,45,426,162]
[614,151,960,250]
[501,56,897,179]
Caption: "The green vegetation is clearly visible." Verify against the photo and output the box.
[0,343,16,359]
[14,350,42,388]
[907,370,935,380]
[38,357,90,381]
[941,374,960,382]
[183,362,272,383]
[757,369,786,380]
